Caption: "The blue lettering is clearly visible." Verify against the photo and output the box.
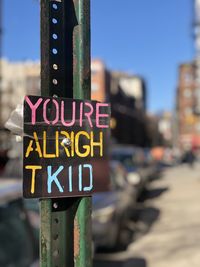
[83,164,93,192]
[79,165,83,191]
[78,164,93,192]
[68,166,73,192]
[47,166,64,193]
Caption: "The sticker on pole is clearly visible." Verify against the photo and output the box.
[23,95,111,199]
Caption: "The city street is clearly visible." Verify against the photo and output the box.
[1,1,200,266]
[94,163,200,267]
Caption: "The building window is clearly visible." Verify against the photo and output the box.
[185,107,192,115]
[196,123,200,132]
[91,82,99,92]
[184,73,192,84]
[183,88,192,98]
[195,89,200,98]
[91,69,98,76]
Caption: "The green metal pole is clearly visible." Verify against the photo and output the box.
[40,0,92,267]
[73,1,92,266]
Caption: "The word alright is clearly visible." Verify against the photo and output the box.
[25,130,103,158]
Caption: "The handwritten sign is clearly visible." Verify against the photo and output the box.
[23,95,110,199]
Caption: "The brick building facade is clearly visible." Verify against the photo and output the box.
[91,59,152,146]
[176,63,200,147]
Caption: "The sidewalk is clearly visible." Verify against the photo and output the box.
[128,163,200,267]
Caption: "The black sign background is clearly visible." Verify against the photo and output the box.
[23,95,110,199]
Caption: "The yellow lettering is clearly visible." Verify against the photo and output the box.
[25,132,42,158]
[91,131,103,157]
[25,165,42,194]
[43,131,56,158]
[25,140,34,158]
[75,131,90,157]
[55,131,59,157]
[70,131,75,157]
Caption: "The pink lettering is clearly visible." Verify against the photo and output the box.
[61,101,76,126]
[43,99,59,125]
[96,103,109,128]
[84,102,94,128]
[25,96,110,129]
[80,102,83,127]
[25,96,43,125]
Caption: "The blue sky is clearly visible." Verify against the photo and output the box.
[3,0,194,112]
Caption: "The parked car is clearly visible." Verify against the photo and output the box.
[111,145,150,198]
[143,148,161,181]
[2,157,23,178]
[0,129,11,174]
[92,161,135,250]
[0,179,39,267]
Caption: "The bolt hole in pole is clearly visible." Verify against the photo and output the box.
[54,218,59,224]
[53,202,59,209]
[53,79,58,85]
[52,48,58,54]
[53,250,59,257]
[52,3,58,10]
[53,64,58,70]
[52,18,58,24]
[53,234,59,240]
[53,33,58,40]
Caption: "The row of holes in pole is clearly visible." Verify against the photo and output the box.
[52,3,59,86]
[53,202,59,265]
[52,3,59,257]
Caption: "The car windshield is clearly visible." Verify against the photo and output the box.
[112,153,134,168]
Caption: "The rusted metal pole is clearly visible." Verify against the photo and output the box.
[0,0,3,127]
[73,1,92,266]
[40,1,92,267]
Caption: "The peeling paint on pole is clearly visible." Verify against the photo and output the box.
[75,197,92,267]
[74,217,80,259]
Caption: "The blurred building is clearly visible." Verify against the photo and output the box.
[158,112,173,146]
[110,72,146,110]
[145,113,162,147]
[176,62,200,148]
[91,59,108,102]
[0,59,40,155]
[109,71,148,146]
[194,0,200,115]
[91,59,149,146]
[0,59,40,128]
[0,58,151,149]
[174,0,200,149]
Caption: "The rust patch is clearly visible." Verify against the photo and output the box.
[74,217,80,258]
[73,0,79,6]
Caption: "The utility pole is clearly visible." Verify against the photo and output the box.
[0,0,3,127]
[23,2,109,266]
[40,1,92,266]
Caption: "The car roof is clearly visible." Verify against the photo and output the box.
[111,145,141,154]
[0,178,22,205]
